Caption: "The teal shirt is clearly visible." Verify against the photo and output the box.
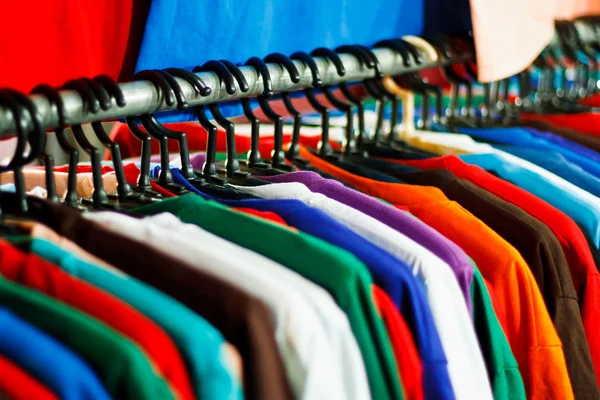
[23,237,243,400]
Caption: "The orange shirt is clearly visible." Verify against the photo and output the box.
[299,146,574,400]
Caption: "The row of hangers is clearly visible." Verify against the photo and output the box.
[0,20,598,221]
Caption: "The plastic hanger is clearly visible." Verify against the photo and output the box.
[0,90,29,223]
[374,40,418,137]
[428,35,476,128]
[31,85,74,204]
[131,70,177,189]
[0,89,47,215]
[133,70,193,194]
[309,48,357,157]
[7,90,58,204]
[124,115,156,193]
[79,76,136,203]
[335,45,379,149]
[193,60,247,179]
[262,52,308,165]
[242,56,295,171]
[61,78,113,209]
[403,36,448,128]
[290,51,336,157]
[190,60,238,182]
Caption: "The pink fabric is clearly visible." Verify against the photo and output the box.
[471,0,600,82]
[0,169,119,198]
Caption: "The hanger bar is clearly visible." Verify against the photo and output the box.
[0,45,472,138]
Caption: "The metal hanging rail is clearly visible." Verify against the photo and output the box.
[0,44,472,138]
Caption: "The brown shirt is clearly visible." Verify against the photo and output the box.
[389,168,599,399]
[10,195,293,400]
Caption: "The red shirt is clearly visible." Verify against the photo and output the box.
[0,2,134,92]
[521,112,600,137]
[0,354,58,400]
[0,240,195,400]
[393,154,600,383]
[374,286,423,400]
[234,208,289,227]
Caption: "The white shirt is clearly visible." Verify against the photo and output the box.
[85,211,364,400]
[233,181,494,400]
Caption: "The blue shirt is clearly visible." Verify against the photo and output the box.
[135,0,471,122]
[457,126,600,179]
[523,127,600,164]
[0,307,110,400]
[167,167,455,400]
[29,238,242,400]
[459,153,600,249]
[495,145,600,198]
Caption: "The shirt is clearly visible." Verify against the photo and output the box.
[85,211,355,400]
[495,146,600,197]
[23,235,242,400]
[151,212,371,399]
[0,264,175,400]
[0,353,57,400]
[134,194,410,400]
[1,238,195,400]
[522,127,600,164]
[0,2,134,92]
[234,181,492,400]
[11,195,294,400]
[457,126,600,179]
[299,145,574,400]
[166,171,445,400]
[259,170,475,312]
[470,270,526,400]
[0,308,109,400]
[459,152,600,249]
[513,119,600,154]
[521,112,600,137]
[394,154,600,385]
[387,168,599,399]
[399,131,600,250]
[373,286,423,400]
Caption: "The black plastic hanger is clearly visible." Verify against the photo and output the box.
[373,39,427,135]
[31,85,74,204]
[310,48,357,157]
[0,89,46,216]
[262,52,307,164]
[78,76,136,204]
[290,51,334,157]
[193,60,247,179]
[335,45,378,149]
[61,78,113,209]
[132,70,189,194]
[0,92,27,222]
[242,57,295,171]
[219,59,271,173]
[9,90,58,204]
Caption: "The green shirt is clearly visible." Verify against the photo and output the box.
[135,194,404,400]
[0,276,175,400]
[471,268,526,400]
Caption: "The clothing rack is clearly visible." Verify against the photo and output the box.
[0,44,473,139]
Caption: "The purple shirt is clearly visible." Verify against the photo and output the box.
[258,170,475,312]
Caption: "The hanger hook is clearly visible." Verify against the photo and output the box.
[193,60,242,177]
[264,52,305,163]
